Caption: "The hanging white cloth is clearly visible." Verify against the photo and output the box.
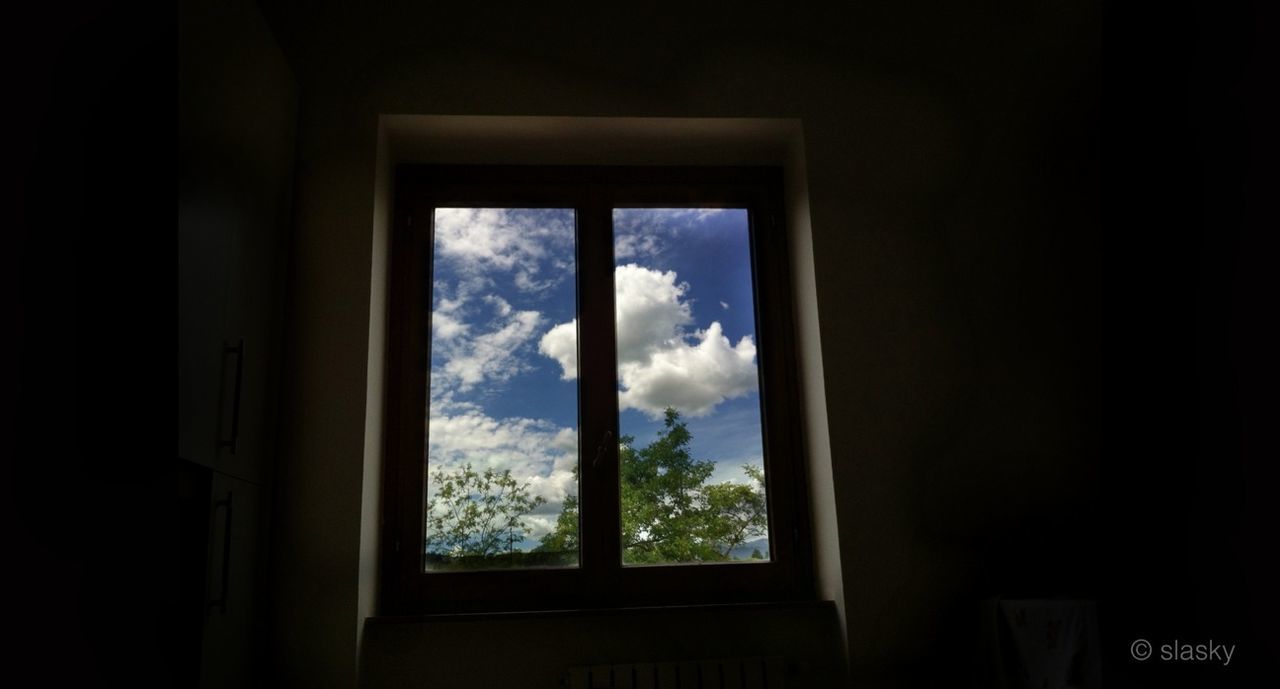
[980,597,1103,689]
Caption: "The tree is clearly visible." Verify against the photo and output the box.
[536,475,578,554]
[700,464,768,559]
[538,407,768,563]
[424,463,546,558]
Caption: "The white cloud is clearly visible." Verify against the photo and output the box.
[420,209,583,544]
[538,320,578,380]
[431,311,469,341]
[708,459,766,486]
[612,209,736,260]
[436,306,544,392]
[613,208,729,236]
[433,208,573,292]
[720,300,730,310]
[482,294,513,316]
[618,321,757,417]
[514,270,555,292]
[614,232,663,260]
[426,397,579,540]
[430,286,471,341]
[539,264,758,418]
[614,263,693,364]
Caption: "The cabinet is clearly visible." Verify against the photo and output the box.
[199,471,269,689]
[178,0,295,486]
[178,0,296,687]
[175,461,271,689]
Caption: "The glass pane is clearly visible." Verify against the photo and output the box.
[611,209,770,565]
[423,208,579,571]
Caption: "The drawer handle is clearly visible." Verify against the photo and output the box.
[208,491,233,612]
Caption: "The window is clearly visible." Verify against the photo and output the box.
[381,166,812,613]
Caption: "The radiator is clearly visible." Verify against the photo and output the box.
[563,657,786,689]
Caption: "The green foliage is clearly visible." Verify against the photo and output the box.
[434,409,768,565]
[538,407,768,563]
[536,479,578,554]
[620,409,767,563]
[698,464,768,560]
[424,463,546,558]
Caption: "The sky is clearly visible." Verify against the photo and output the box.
[425,207,767,553]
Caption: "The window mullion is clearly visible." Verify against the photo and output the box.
[575,187,622,592]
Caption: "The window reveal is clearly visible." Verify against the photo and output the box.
[382,166,812,614]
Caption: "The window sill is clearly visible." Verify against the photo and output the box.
[365,598,833,627]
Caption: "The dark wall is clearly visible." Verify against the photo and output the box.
[246,1,1271,688]
[1089,3,1272,687]
[9,2,1268,689]
[7,4,176,689]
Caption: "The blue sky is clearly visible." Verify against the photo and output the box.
[425,207,767,551]
[608,209,765,486]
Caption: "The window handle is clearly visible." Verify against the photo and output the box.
[219,339,244,454]
[592,430,614,470]
[208,491,233,613]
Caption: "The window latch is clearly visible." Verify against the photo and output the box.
[592,430,614,470]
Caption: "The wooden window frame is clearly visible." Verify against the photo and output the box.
[380,165,814,615]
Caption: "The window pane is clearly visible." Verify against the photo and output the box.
[611,209,770,566]
[423,208,579,571]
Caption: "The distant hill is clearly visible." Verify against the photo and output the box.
[727,538,770,561]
